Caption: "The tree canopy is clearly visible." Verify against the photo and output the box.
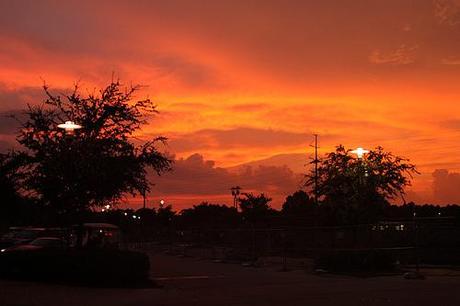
[0,152,25,202]
[305,145,418,224]
[179,202,239,228]
[14,80,172,218]
[238,193,274,223]
[281,190,316,215]
[0,152,32,228]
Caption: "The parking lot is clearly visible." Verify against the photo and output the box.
[1,250,460,306]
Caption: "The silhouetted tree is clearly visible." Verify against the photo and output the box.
[306,145,418,224]
[137,207,156,218]
[282,190,316,215]
[0,152,24,202]
[179,202,239,228]
[0,152,30,228]
[14,80,172,222]
[156,205,175,226]
[238,193,275,223]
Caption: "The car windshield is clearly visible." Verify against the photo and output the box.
[30,238,62,247]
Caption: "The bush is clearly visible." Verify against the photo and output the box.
[0,249,150,286]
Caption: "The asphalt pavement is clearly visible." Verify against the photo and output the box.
[1,250,459,306]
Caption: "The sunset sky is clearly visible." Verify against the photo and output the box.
[1,0,460,209]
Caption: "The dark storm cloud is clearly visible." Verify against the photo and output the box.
[0,1,224,92]
[0,84,41,137]
[0,110,26,134]
[0,84,44,110]
[0,1,121,56]
[152,153,301,196]
[432,169,460,204]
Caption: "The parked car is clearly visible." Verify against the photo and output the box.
[0,227,47,250]
[1,237,66,253]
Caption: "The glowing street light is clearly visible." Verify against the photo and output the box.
[352,147,370,183]
[160,199,165,208]
[351,147,369,159]
[57,121,82,134]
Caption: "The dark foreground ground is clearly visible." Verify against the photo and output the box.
[1,250,460,306]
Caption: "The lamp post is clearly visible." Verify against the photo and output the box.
[231,186,241,210]
[351,147,370,222]
[57,120,83,246]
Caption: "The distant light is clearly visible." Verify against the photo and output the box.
[57,121,82,133]
[132,215,137,219]
[124,212,128,216]
[137,216,141,220]
[351,147,369,159]
[101,208,105,212]
[438,212,441,216]
[105,204,110,210]
[160,199,165,205]
[0,249,5,252]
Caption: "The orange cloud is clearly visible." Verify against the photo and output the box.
[1,1,460,207]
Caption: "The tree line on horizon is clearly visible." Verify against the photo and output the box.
[1,79,459,232]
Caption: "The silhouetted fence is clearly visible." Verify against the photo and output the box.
[128,218,460,266]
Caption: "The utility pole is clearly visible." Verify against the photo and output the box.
[310,134,319,205]
[142,188,146,209]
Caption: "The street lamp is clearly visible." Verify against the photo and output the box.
[351,147,369,159]
[57,121,88,248]
[351,147,369,183]
[57,121,82,134]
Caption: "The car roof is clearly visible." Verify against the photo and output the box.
[9,227,47,231]
[81,223,119,229]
